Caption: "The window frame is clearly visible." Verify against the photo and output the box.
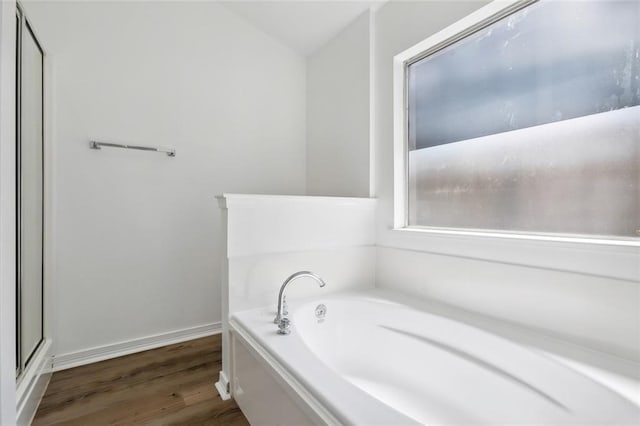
[392,0,639,247]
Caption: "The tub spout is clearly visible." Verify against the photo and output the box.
[274,271,326,330]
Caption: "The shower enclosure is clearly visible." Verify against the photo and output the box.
[15,3,44,378]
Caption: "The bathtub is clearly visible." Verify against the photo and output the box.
[229,290,639,425]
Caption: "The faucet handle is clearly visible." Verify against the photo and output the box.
[277,317,291,335]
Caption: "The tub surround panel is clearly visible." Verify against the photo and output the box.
[218,194,376,258]
[382,229,639,283]
[228,247,375,314]
[377,246,640,363]
[218,194,377,316]
[217,194,377,400]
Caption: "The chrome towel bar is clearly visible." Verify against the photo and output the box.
[89,140,175,157]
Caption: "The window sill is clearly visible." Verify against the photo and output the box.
[391,226,640,248]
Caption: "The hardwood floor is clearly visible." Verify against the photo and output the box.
[33,335,249,425]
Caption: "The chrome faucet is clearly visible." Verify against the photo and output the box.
[274,271,326,334]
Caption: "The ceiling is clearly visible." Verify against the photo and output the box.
[222,1,383,57]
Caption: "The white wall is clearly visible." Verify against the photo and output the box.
[21,1,307,359]
[306,11,370,197]
[372,1,640,361]
[0,0,18,423]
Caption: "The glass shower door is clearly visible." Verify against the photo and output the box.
[17,6,44,372]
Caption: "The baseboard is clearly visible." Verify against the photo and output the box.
[16,339,53,426]
[215,370,231,400]
[52,322,221,372]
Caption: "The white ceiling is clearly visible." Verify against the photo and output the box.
[222,1,383,57]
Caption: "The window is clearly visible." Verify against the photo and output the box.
[395,0,639,240]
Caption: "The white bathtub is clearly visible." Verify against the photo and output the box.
[230,290,639,425]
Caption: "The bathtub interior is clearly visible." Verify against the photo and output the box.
[234,290,639,425]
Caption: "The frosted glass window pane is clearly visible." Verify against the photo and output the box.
[407,0,640,238]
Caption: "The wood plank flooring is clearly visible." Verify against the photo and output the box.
[33,335,249,425]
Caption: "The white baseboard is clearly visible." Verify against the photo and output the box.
[52,322,221,372]
[16,339,53,426]
[215,370,231,400]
